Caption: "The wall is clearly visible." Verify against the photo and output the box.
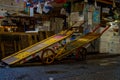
[0,0,24,12]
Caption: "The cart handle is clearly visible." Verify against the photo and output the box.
[62,21,86,35]
[100,25,110,35]
[92,24,110,35]
[92,24,101,32]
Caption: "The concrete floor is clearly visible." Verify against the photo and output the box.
[0,56,120,80]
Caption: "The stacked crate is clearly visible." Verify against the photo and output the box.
[0,31,55,59]
[0,0,24,11]
[99,27,113,53]
[0,34,18,58]
[108,36,120,54]
[0,32,42,59]
[99,27,120,54]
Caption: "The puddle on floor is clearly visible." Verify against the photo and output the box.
[73,66,88,70]
[99,61,118,66]
[45,70,67,74]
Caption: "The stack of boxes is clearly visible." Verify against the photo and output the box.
[0,0,24,12]
[99,27,112,53]
[108,36,120,54]
[99,26,120,54]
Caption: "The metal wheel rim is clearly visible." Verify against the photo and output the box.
[41,49,55,64]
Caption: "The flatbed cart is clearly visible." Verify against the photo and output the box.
[1,22,110,66]
[1,21,85,66]
[41,25,110,64]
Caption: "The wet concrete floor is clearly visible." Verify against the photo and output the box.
[0,56,120,80]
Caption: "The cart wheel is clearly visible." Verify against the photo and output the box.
[41,49,55,64]
[76,47,87,61]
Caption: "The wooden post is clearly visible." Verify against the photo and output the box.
[18,36,21,51]
[1,41,5,58]
[28,34,33,46]
[14,40,17,52]
[45,31,48,38]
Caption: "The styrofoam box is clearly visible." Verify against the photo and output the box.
[99,47,109,53]
[100,27,114,35]
[110,36,120,42]
[109,48,120,54]
[100,36,112,42]
[108,41,120,54]
[108,41,120,49]
[99,41,109,53]
[100,27,114,42]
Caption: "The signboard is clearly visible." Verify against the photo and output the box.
[93,8,100,24]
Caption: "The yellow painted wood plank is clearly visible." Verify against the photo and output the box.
[2,30,74,65]
[14,52,30,59]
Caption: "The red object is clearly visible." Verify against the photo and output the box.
[55,0,66,3]
[100,25,110,35]
[0,16,4,19]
